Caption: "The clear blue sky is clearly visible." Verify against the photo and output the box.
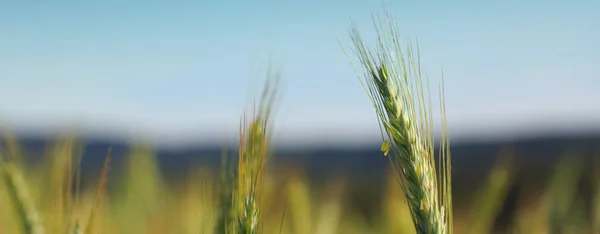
[0,1,598,145]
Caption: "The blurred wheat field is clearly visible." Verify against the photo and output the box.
[1,136,600,234]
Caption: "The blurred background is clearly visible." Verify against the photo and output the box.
[1,1,599,233]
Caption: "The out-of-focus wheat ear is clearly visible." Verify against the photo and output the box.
[45,135,80,233]
[71,221,82,234]
[286,173,313,234]
[63,137,75,232]
[545,150,584,233]
[466,146,514,234]
[0,155,44,234]
[84,147,111,234]
[439,72,453,234]
[314,178,345,234]
[215,141,237,234]
[73,141,84,233]
[257,64,281,125]
[236,114,265,234]
[234,69,279,234]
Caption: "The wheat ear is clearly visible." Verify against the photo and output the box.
[216,68,280,234]
[341,10,453,234]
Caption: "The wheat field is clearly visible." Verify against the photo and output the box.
[1,7,599,234]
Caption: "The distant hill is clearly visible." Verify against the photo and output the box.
[5,131,600,186]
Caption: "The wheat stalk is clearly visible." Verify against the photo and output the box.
[340,9,453,234]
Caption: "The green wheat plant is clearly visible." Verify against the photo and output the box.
[0,134,112,234]
[0,133,44,234]
[545,150,585,233]
[216,69,280,234]
[0,158,44,234]
[112,144,166,234]
[466,147,514,234]
[341,9,453,234]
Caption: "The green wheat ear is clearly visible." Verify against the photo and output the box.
[339,8,453,234]
[216,66,281,234]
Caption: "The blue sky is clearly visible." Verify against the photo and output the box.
[0,1,599,145]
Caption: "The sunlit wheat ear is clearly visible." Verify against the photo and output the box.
[340,10,453,234]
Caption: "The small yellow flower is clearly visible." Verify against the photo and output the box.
[381,140,391,156]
